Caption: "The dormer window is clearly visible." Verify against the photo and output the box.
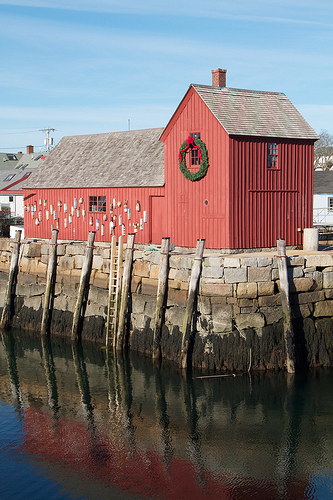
[3,174,15,181]
[268,143,278,168]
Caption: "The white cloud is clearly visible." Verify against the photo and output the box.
[0,103,172,149]
[0,0,332,26]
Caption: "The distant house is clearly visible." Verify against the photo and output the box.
[0,151,23,171]
[0,145,49,218]
[314,146,333,171]
[23,69,318,249]
[313,171,333,225]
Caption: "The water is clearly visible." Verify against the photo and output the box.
[1,330,333,500]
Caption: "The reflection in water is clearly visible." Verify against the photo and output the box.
[154,364,174,468]
[0,329,333,499]
[1,330,24,416]
[41,334,59,414]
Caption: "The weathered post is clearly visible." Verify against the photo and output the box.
[115,233,135,351]
[180,239,205,369]
[71,231,95,342]
[277,238,295,374]
[152,237,170,360]
[1,230,21,329]
[41,334,58,411]
[41,229,58,336]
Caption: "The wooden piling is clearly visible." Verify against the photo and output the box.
[71,231,95,342]
[180,239,205,369]
[115,233,135,351]
[152,237,170,360]
[277,238,295,374]
[0,230,21,329]
[41,229,58,336]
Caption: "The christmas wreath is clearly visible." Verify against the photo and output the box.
[178,136,209,181]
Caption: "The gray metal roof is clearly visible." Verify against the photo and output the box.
[0,151,49,192]
[0,168,31,191]
[14,151,49,171]
[25,128,165,189]
[192,85,319,140]
[0,152,23,171]
[314,171,333,194]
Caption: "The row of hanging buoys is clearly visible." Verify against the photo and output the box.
[26,196,147,236]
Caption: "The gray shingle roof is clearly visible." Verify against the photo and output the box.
[24,128,165,189]
[314,171,333,194]
[192,85,319,140]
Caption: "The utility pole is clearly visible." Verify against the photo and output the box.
[40,128,56,152]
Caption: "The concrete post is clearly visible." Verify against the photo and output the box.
[303,228,319,251]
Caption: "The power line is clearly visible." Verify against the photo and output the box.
[0,145,46,151]
[0,130,41,135]
[40,128,56,152]
[0,127,56,151]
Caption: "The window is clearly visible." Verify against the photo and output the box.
[34,154,42,161]
[9,196,13,202]
[3,174,15,181]
[89,195,106,212]
[328,198,333,212]
[189,132,201,166]
[22,171,31,178]
[7,154,17,161]
[267,143,278,168]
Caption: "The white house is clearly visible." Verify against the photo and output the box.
[0,146,49,218]
[313,171,333,225]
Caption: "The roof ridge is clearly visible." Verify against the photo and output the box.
[62,127,165,141]
[192,84,285,96]
[192,84,318,140]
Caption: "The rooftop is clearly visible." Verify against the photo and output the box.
[25,128,165,190]
[192,84,319,140]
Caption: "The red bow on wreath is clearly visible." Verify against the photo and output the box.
[178,136,202,161]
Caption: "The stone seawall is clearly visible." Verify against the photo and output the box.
[1,237,333,372]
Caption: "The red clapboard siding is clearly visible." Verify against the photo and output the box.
[161,87,231,249]
[230,137,314,248]
[24,87,315,249]
[24,187,164,243]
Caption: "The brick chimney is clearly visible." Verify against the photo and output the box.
[212,68,227,87]
[27,145,34,154]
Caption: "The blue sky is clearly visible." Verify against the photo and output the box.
[0,0,332,151]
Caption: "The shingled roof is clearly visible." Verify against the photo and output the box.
[25,128,165,189]
[192,85,319,140]
[314,171,333,194]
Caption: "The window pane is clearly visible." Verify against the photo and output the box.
[329,198,333,212]
[267,143,278,168]
[89,196,98,212]
[98,196,106,212]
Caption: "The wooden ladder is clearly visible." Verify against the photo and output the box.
[106,235,124,347]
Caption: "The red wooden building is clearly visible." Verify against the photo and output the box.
[23,69,318,249]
